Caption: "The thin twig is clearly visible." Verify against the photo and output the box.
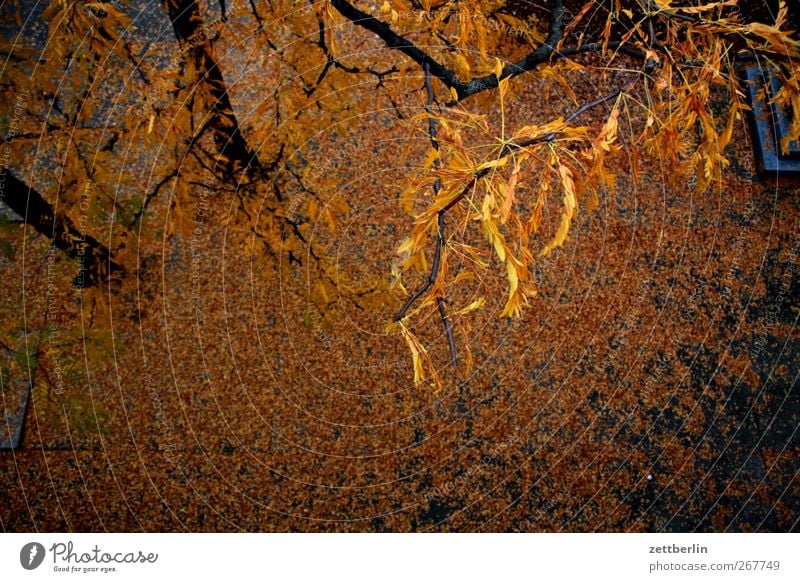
[557,41,647,61]
[442,76,638,215]
[394,73,634,358]
[644,0,697,23]
[130,171,177,228]
[393,62,458,367]
[393,211,445,321]
[565,78,634,124]
[437,297,457,367]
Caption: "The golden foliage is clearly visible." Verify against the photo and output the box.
[389,0,800,386]
[4,0,800,389]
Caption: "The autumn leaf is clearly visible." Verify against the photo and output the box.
[539,161,577,257]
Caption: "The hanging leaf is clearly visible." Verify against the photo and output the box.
[540,161,577,257]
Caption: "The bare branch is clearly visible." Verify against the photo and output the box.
[331,0,570,103]
[161,0,261,180]
[454,0,564,100]
[437,297,457,367]
[393,62,458,368]
[329,0,460,90]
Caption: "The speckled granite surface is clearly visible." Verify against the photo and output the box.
[1,76,798,533]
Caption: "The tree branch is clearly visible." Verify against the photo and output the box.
[130,171,177,228]
[161,0,261,181]
[441,75,639,215]
[330,0,656,104]
[393,62,458,367]
[457,0,565,99]
[331,0,568,102]
[1,170,123,287]
[329,0,460,90]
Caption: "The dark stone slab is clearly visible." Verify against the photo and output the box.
[1,371,30,450]
[744,66,800,178]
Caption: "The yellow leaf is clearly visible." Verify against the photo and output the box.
[539,162,577,256]
[307,198,319,220]
[483,218,506,262]
[454,297,485,317]
[500,158,521,223]
[507,259,519,298]
[396,324,441,389]
[493,57,504,79]
[311,281,331,308]
[412,349,424,384]
[499,256,532,318]
[512,117,569,143]
[397,235,420,258]
[322,207,337,231]
[528,181,548,234]
[475,156,508,172]
[422,147,439,169]
[596,107,619,151]
[390,261,408,295]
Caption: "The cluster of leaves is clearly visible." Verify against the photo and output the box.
[391,64,623,386]
[3,0,799,390]
[2,1,137,228]
[379,0,800,386]
[639,0,800,191]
